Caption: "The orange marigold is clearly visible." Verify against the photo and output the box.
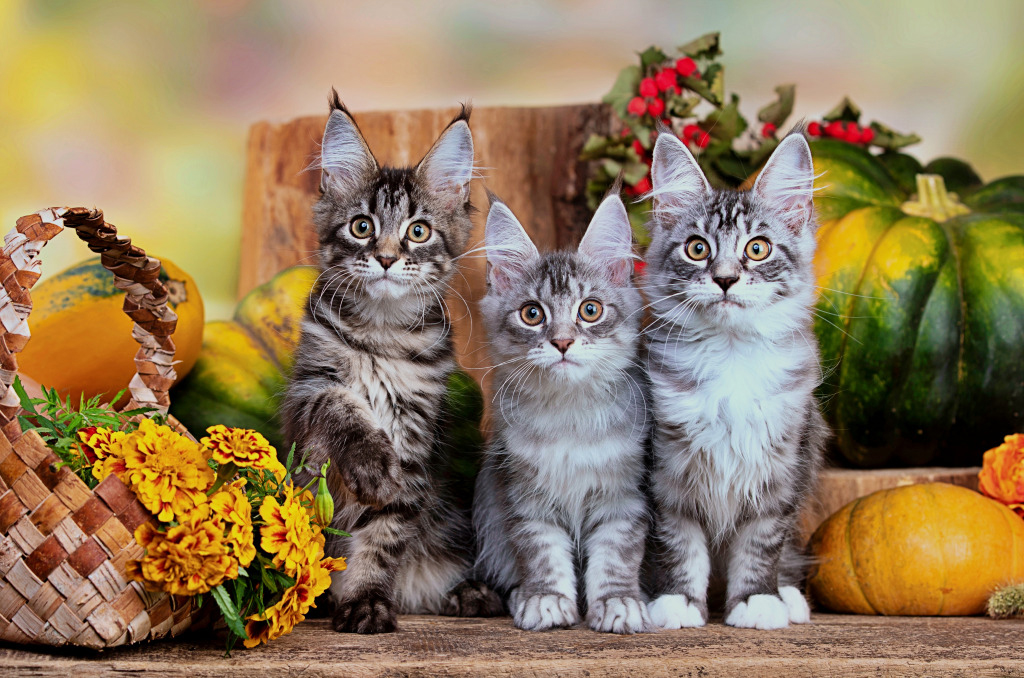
[258,483,322,576]
[210,479,257,568]
[126,506,239,595]
[122,419,215,523]
[83,427,128,483]
[243,557,344,648]
[979,433,1024,516]
[201,425,286,478]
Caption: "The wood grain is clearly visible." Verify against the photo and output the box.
[240,103,614,390]
[3,614,1022,677]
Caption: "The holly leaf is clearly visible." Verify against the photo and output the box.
[868,121,922,151]
[639,46,669,72]
[666,92,701,119]
[758,84,796,126]
[622,159,650,186]
[602,65,642,118]
[702,93,747,141]
[823,97,862,123]
[580,134,621,160]
[677,32,721,59]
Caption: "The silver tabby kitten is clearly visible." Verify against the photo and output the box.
[643,133,828,630]
[282,93,502,634]
[473,193,652,634]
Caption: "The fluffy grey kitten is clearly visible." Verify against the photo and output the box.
[281,92,502,634]
[473,193,652,634]
[643,133,828,630]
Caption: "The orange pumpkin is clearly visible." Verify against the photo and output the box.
[808,482,1024,615]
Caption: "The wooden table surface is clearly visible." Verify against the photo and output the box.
[2,613,1022,677]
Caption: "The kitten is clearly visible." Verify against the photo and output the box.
[642,133,828,630]
[281,92,502,634]
[473,193,652,634]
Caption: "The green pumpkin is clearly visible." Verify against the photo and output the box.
[170,266,486,492]
[811,139,1024,467]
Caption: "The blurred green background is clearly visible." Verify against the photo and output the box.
[2,0,1022,319]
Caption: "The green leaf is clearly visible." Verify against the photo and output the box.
[602,65,642,118]
[212,584,249,640]
[868,121,922,151]
[323,526,352,537]
[665,93,700,119]
[677,32,721,59]
[622,159,650,186]
[822,97,862,123]
[12,377,36,415]
[680,62,723,107]
[702,93,747,142]
[639,46,669,72]
[757,84,796,126]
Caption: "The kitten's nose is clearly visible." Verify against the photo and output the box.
[376,255,397,270]
[551,338,574,354]
[714,275,739,292]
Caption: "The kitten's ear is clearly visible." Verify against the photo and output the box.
[650,132,710,214]
[485,197,538,292]
[320,92,378,194]
[417,106,474,207]
[753,133,816,232]
[579,194,634,285]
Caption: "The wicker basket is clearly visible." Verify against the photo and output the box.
[0,207,202,649]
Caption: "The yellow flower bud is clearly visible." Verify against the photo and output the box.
[314,463,335,528]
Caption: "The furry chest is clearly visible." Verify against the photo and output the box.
[350,355,446,454]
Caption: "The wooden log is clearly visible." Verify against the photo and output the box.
[239,104,614,385]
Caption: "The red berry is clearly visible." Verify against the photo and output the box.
[634,176,652,194]
[695,132,711,149]
[620,128,631,137]
[676,57,697,78]
[807,121,822,137]
[627,97,647,116]
[860,127,875,144]
[633,260,647,275]
[647,97,665,117]
[682,124,701,141]
[845,123,862,143]
[825,120,845,138]
[655,69,677,92]
[761,122,777,138]
[639,78,658,98]
[632,139,645,157]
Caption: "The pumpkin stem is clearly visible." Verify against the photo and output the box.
[900,174,970,222]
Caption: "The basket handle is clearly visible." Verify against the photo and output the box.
[0,207,179,439]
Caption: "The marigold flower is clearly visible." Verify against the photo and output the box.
[243,558,342,648]
[258,483,322,575]
[126,506,238,595]
[979,434,1024,516]
[201,425,286,479]
[83,427,128,482]
[122,419,215,522]
[210,479,256,567]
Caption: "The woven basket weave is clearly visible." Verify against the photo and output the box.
[0,207,201,649]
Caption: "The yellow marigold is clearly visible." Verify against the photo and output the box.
[210,479,256,568]
[979,433,1024,517]
[202,425,286,479]
[243,558,341,648]
[122,419,215,523]
[126,506,239,595]
[82,427,128,483]
[258,483,322,576]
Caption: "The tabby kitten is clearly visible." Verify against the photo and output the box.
[643,133,828,630]
[473,193,652,634]
[281,92,502,634]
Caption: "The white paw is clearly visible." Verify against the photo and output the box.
[725,594,789,630]
[649,594,706,629]
[587,596,652,634]
[514,593,579,631]
[779,586,811,624]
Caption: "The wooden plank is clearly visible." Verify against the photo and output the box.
[1,614,1022,676]
[239,104,614,389]
[798,466,981,546]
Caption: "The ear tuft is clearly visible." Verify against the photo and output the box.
[752,133,816,232]
[484,199,538,292]
[319,97,377,194]
[649,133,710,214]
[579,194,634,285]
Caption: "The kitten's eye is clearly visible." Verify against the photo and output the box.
[685,237,711,261]
[407,222,431,243]
[578,299,603,322]
[519,303,545,326]
[745,237,771,261]
[350,216,373,239]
